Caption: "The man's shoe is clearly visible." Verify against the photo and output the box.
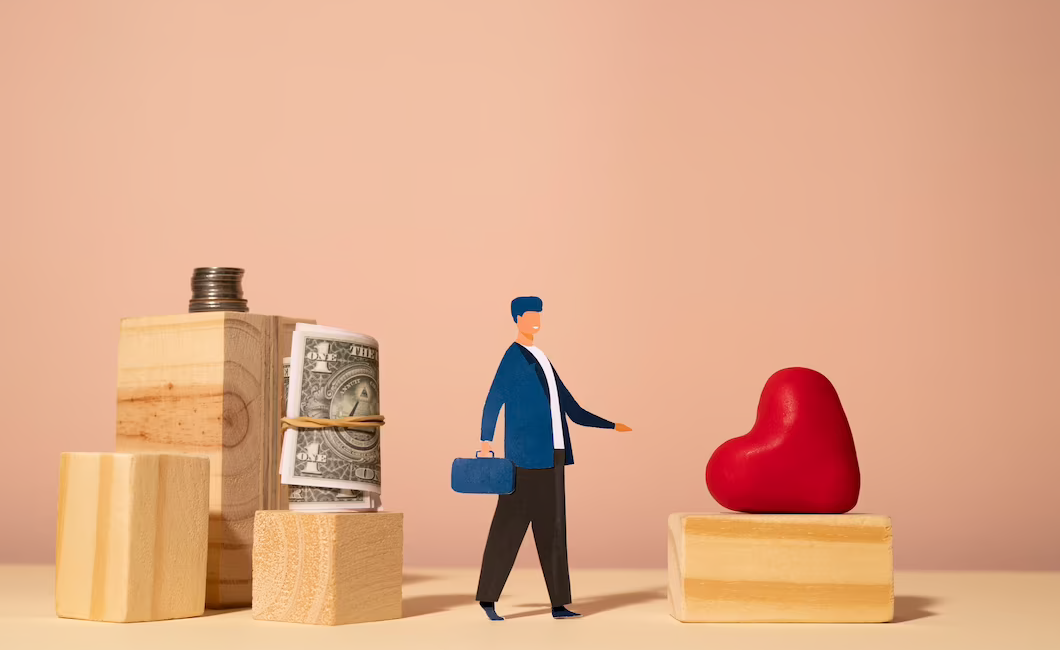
[552,606,582,619]
[480,601,504,621]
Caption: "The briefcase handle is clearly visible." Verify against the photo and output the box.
[475,450,495,458]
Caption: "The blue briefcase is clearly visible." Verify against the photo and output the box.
[451,451,516,495]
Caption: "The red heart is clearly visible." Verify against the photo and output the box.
[705,367,860,514]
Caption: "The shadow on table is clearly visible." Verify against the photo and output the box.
[506,587,668,619]
[201,590,934,623]
[202,608,250,618]
[403,573,440,586]
[402,594,472,618]
[892,595,939,623]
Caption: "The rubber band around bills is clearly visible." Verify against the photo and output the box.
[280,415,386,432]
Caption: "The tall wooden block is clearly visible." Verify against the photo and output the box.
[252,511,403,625]
[55,452,209,622]
[668,513,894,623]
[115,312,314,608]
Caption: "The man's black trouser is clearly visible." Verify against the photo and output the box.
[475,449,571,606]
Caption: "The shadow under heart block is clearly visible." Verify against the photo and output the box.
[252,511,403,625]
[667,513,894,623]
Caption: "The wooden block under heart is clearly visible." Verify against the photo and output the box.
[115,312,314,608]
[668,513,894,623]
[252,511,403,625]
[55,452,209,622]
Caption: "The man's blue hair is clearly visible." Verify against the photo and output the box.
[511,296,543,322]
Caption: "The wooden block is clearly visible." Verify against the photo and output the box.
[668,513,893,623]
[252,511,403,625]
[55,452,209,622]
[115,312,313,608]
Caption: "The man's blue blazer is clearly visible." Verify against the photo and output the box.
[481,343,614,469]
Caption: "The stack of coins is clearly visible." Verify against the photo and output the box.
[189,267,248,313]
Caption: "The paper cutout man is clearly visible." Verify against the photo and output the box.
[476,296,631,621]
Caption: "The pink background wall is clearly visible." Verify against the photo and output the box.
[2,1,1058,570]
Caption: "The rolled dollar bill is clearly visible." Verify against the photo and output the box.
[281,324,381,510]
[288,485,379,511]
[282,357,374,510]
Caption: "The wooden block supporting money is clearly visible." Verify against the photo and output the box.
[115,312,314,608]
[252,511,403,625]
[668,513,894,623]
[55,452,209,622]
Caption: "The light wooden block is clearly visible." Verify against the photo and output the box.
[668,513,893,623]
[252,511,403,625]
[115,312,314,608]
[55,452,209,622]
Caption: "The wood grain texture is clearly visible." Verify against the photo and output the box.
[668,513,894,623]
[115,312,314,608]
[55,452,209,622]
[252,511,403,625]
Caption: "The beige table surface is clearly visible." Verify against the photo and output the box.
[1,565,1057,649]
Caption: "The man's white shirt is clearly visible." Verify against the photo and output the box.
[522,344,565,449]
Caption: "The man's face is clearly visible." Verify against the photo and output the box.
[517,311,542,336]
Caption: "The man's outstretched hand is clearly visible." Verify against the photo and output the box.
[614,423,632,432]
